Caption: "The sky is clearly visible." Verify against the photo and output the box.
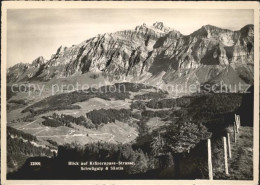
[7,9,253,67]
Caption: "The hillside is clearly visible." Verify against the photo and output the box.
[6,81,254,179]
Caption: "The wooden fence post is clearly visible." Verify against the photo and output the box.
[235,114,240,130]
[234,119,239,134]
[207,139,213,180]
[234,123,237,144]
[237,121,239,133]
[227,133,232,159]
[238,115,241,128]
[222,136,229,175]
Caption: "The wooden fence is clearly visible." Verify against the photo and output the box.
[207,114,241,179]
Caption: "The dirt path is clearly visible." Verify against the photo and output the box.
[36,132,115,141]
[16,120,38,130]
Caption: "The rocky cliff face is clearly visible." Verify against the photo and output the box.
[7,22,254,87]
[7,56,46,83]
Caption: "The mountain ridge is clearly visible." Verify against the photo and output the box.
[7,22,254,89]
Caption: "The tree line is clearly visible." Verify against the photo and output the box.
[7,126,37,141]
[86,108,132,126]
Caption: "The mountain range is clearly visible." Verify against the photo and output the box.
[7,22,254,89]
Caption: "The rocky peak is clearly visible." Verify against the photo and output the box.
[8,62,29,71]
[55,45,68,55]
[135,22,171,34]
[191,24,233,39]
[152,22,171,32]
[49,45,69,64]
[135,23,148,32]
[31,56,45,68]
[203,24,218,29]
[240,24,254,38]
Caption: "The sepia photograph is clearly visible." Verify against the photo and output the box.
[1,1,259,184]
